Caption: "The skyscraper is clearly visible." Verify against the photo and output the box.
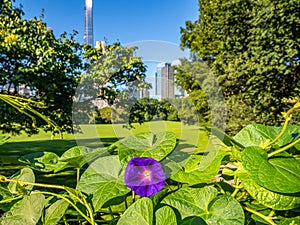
[84,0,93,45]
[161,63,175,99]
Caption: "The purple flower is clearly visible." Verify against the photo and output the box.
[124,157,166,197]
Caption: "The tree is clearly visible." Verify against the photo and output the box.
[159,99,179,122]
[174,58,212,126]
[81,42,149,104]
[0,0,148,135]
[0,0,83,135]
[73,42,150,126]
[179,0,300,133]
[128,98,162,124]
[99,106,112,124]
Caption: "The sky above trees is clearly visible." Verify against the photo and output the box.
[14,0,199,45]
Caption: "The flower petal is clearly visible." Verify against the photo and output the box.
[124,157,166,197]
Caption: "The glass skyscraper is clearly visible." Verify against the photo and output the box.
[84,0,93,45]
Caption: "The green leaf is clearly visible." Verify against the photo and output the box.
[0,155,21,166]
[44,198,69,225]
[43,199,69,225]
[8,168,35,194]
[116,132,177,162]
[250,209,272,224]
[169,148,228,184]
[54,146,108,172]
[244,201,268,211]
[241,146,300,193]
[150,188,169,207]
[64,187,86,205]
[277,216,300,225]
[18,152,59,172]
[0,183,15,211]
[76,155,129,211]
[0,183,12,199]
[0,194,46,225]
[206,126,244,148]
[117,198,153,225]
[161,186,244,225]
[155,206,177,225]
[234,124,300,148]
[237,168,300,210]
[179,216,207,225]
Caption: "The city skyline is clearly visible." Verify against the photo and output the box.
[81,0,186,102]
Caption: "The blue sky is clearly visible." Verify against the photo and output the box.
[14,0,199,46]
[13,0,199,86]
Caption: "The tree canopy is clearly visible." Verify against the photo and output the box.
[179,0,300,133]
[82,42,149,104]
[72,42,149,126]
[0,0,83,135]
[0,0,150,135]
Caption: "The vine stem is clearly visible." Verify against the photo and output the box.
[244,207,276,225]
[0,196,23,204]
[0,177,65,190]
[0,94,63,139]
[124,195,128,209]
[231,176,243,198]
[132,191,135,203]
[76,168,80,184]
[108,206,114,220]
[264,103,300,150]
[63,216,68,225]
[80,192,96,224]
[65,218,117,223]
[0,177,95,224]
[268,211,275,217]
[31,191,95,225]
[236,191,247,201]
[231,188,240,198]
[268,135,300,158]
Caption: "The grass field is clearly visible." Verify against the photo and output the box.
[1,121,209,156]
[0,121,211,187]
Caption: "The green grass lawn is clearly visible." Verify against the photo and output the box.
[0,121,210,187]
[0,121,209,156]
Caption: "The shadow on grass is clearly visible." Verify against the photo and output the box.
[0,137,119,156]
[0,137,119,186]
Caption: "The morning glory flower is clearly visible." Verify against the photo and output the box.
[124,157,166,197]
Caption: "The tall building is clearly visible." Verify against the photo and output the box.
[141,89,150,98]
[84,0,93,45]
[161,63,175,99]
[155,72,160,96]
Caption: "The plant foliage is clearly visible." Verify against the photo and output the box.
[178,0,300,133]
[0,0,83,135]
[1,103,300,224]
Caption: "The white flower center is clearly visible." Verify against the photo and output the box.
[143,170,152,179]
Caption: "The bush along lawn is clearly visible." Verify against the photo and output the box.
[0,103,300,224]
